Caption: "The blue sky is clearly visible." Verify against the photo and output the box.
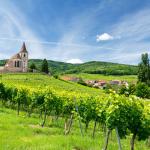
[0,0,150,64]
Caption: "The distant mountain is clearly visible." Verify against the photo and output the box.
[0,59,138,75]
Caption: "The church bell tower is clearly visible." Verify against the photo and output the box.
[19,42,28,72]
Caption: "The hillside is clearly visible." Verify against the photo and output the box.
[1,73,102,95]
[64,61,138,75]
[0,59,138,75]
[30,59,138,75]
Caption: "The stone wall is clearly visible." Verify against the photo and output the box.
[4,59,23,72]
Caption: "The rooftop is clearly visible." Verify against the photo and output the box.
[20,42,28,53]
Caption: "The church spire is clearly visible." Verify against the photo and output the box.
[20,42,28,53]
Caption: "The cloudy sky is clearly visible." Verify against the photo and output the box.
[0,0,150,64]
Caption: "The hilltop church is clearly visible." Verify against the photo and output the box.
[0,42,28,73]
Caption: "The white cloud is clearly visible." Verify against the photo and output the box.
[0,1,119,63]
[96,33,114,41]
[66,59,83,64]
[0,1,149,65]
[105,8,150,64]
[0,1,45,59]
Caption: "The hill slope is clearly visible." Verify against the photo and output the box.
[29,59,138,75]
[2,73,101,95]
[0,59,138,75]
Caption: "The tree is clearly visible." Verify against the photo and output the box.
[135,82,150,99]
[138,53,150,86]
[41,59,49,74]
[29,63,37,72]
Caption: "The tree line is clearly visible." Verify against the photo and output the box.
[29,59,49,74]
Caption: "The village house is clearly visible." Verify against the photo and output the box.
[85,80,107,89]
[93,80,107,89]
[0,42,28,73]
[86,79,129,89]
[109,80,121,85]
[85,80,97,85]
[61,76,80,82]
[109,80,129,87]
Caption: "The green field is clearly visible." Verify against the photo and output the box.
[63,73,137,83]
[1,73,102,95]
[0,106,149,150]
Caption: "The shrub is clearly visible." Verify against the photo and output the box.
[135,82,150,99]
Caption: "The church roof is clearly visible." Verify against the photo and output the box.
[20,42,28,53]
[11,53,21,59]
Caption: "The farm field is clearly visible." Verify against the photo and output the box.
[63,73,137,83]
[0,73,102,95]
[0,106,149,150]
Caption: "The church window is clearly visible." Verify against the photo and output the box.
[14,61,17,67]
[17,61,20,67]
[14,61,20,67]
[24,54,26,57]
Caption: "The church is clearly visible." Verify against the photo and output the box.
[0,42,28,73]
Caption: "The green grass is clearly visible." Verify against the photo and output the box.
[0,106,149,150]
[1,73,102,95]
[64,73,137,83]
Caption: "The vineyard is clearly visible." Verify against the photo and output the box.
[0,73,102,95]
[0,73,150,150]
[63,73,137,83]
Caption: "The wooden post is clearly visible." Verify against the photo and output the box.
[65,114,73,135]
[74,98,84,137]
[103,129,111,150]
[17,100,20,115]
[64,118,68,135]
[115,127,122,150]
[92,119,97,138]
[41,108,47,127]
[130,133,136,150]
